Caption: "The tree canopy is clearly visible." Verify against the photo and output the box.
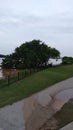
[2,40,60,69]
[62,56,73,64]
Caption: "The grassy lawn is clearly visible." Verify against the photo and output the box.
[0,65,73,107]
[55,101,73,129]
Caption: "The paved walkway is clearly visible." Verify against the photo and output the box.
[36,77,73,107]
[0,77,73,130]
[59,122,73,130]
[24,77,73,130]
[0,100,25,130]
[0,128,3,130]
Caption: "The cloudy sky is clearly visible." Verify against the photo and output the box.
[0,0,73,56]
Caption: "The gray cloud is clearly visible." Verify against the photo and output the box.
[0,0,73,56]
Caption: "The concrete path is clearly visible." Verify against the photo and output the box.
[0,128,3,130]
[36,77,73,107]
[59,122,73,130]
[0,77,73,130]
[0,100,25,130]
[24,77,73,130]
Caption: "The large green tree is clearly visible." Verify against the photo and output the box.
[2,40,60,69]
[49,48,60,58]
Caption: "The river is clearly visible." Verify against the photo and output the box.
[0,69,22,79]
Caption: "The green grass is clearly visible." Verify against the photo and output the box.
[55,102,73,129]
[0,65,73,107]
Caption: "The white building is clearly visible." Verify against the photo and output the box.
[47,58,62,66]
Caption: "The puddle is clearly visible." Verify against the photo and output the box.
[55,88,73,102]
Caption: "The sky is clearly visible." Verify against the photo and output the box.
[0,0,73,57]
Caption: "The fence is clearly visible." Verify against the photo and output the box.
[0,68,42,87]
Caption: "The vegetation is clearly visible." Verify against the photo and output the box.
[2,40,60,69]
[0,65,73,107]
[0,54,6,58]
[62,56,73,65]
[55,101,73,129]
[0,68,39,87]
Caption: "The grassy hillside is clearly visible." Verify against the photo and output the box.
[0,65,73,107]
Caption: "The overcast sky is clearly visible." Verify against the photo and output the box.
[0,0,73,57]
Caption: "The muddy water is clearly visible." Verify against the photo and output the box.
[0,69,22,78]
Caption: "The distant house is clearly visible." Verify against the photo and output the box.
[47,57,62,66]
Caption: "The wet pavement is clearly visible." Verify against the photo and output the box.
[59,122,73,130]
[55,88,73,102]
[0,100,25,130]
[20,77,73,130]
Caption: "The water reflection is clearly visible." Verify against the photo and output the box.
[55,88,73,102]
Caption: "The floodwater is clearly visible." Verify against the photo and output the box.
[0,69,22,78]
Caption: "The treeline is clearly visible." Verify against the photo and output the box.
[0,54,6,58]
[2,40,60,69]
[62,56,73,65]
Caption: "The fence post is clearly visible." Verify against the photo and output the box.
[34,68,36,73]
[8,75,10,85]
[25,70,26,77]
[18,72,19,80]
[30,69,31,75]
